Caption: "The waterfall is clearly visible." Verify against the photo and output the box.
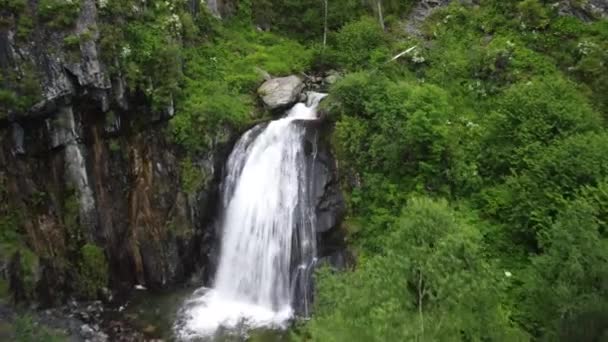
[175,93,327,340]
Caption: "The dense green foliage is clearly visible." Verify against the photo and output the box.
[286,1,608,341]
[304,197,528,341]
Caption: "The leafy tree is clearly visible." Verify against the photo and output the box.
[517,0,551,30]
[329,73,462,195]
[332,17,389,70]
[300,197,527,341]
[480,132,608,250]
[479,76,602,179]
[518,197,608,339]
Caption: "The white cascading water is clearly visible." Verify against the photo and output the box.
[175,92,327,340]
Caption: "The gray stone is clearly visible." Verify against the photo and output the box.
[557,0,608,21]
[11,123,25,155]
[258,75,304,110]
[80,324,94,337]
[323,74,340,85]
[405,0,460,37]
[47,106,78,149]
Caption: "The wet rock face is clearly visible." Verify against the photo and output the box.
[3,0,114,120]
[0,0,233,304]
[0,104,234,304]
[310,139,345,235]
[298,120,348,268]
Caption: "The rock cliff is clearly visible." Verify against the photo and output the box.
[0,0,346,306]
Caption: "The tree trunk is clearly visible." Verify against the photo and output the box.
[418,270,425,340]
[323,0,328,48]
[377,0,385,31]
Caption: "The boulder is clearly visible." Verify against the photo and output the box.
[557,0,608,21]
[405,0,460,36]
[258,76,304,110]
[323,73,340,85]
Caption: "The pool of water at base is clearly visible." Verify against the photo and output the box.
[120,286,291,341]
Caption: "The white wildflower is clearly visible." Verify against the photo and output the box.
[578,40,598,56]
[504,271,512,278]
[121,45,131,58]
[165,13,182,34]
[411,51,425,64]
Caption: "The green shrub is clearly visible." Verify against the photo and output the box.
[0,63,42,116]
[0,242,40,302]
[480,132,608,249]
[123,21,183,110]
[519,198,608,339]
[332,17,388,70]
[62,189,84,250]
[75,244,108,299]
[14,315,67,342]
[479,76,602,179]
[19,248,39,300]
[63,34,80,49]
[572,37,608,115]
[517,0,551,30]
[1,0,26,14]
[37,0,81,29]
[329,72,459,194]
[15,14,34,40]
[179,157,206,195]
